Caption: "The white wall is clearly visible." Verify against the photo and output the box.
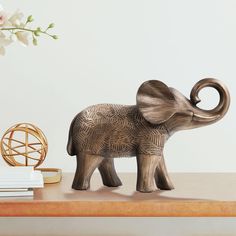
[0,0,235,173]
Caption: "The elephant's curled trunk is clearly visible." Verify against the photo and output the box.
[190,78,230,124]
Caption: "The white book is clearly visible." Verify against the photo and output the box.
[0,171,41,182]
[0,189,33,197]
[0,167,34,180]
[0,171,44,188]
[0,188,29,192]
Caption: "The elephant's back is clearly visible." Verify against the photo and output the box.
[71,104,141,157]
[80,104,134,121]
[74,104,141,127]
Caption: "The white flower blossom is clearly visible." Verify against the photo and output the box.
[10,33,17,42]
[0,32,13,46]
[0,46,5,55]
[0,31,13,55]
[8,10,24,27]
[0,11,7,26]
[15,31,29,46]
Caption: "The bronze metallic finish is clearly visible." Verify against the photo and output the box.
[67,78,230,192]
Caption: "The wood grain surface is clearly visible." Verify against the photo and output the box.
[0,173,236,217]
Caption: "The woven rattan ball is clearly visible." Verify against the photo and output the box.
[0,123,48,167]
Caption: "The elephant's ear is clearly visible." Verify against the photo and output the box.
[136,80,177,124]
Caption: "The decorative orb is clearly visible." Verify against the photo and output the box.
[0,123,48,168]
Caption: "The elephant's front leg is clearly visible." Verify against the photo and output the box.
[72,154,104,190]
[136,154,161,193]
[155,155,174,190]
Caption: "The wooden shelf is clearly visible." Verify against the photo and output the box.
[0,173,236,217]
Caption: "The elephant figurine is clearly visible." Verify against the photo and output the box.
[67,78,230,192]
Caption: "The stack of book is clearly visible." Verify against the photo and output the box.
[0,167,44,197]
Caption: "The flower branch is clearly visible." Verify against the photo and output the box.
[0,6,58,55]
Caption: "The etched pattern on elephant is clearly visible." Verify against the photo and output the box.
[71,104,168,157]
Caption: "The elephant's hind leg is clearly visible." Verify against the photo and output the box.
[98,158,122,187]
[155,156,174,190]
[72,154,104,190]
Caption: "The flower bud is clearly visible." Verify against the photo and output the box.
[33,37,37,46]
[48,23,55,28]
[52,35,58,40]
[34,30,40,36]
[27,15,34,22]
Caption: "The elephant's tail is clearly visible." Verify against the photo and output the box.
[67,116,77,156]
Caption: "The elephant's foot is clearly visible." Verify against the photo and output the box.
[72,154,104,190]
[72,178,90,190]
[155,172,174,190]
[99,158,122,187]
[137,182,157,193]
[136,154,160,193]
[101,175,122,187]
[155,157,174,190]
